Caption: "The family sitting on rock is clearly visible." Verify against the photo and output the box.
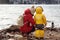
[18,6,47,40]
[3,6,47,40]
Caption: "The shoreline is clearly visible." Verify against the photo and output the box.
[0,26,60,40]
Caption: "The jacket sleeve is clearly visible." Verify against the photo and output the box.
[34,15,36,23]
[28,16,35,25]
[42,14,47,26]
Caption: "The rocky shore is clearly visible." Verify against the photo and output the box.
[0,25,60,40]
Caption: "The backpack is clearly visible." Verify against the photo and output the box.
[17,15,24,27]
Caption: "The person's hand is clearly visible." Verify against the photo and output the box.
[44,27,46,29]
[34,25,36,28]
[44,26,47,31]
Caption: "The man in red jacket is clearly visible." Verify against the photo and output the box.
[20,8,35,39]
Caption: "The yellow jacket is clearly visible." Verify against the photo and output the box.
[34,7,47,25]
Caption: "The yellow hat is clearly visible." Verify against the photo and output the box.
[36,6,43,14]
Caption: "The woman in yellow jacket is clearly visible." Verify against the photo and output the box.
[34,6,47,39]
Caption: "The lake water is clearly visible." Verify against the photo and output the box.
[0,4,60,30]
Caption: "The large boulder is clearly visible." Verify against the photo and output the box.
[8,25,19,30]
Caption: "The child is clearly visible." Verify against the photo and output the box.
[34,6,47,39]
[20,8,35,40]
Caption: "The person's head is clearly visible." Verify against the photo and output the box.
[24,9,31,15]
[31,5,34,8]
[36,6,43,14]
[30,6,35,16]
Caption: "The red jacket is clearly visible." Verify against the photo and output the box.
[20,9,35,33]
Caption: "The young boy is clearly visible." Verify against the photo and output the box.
[34,6,47,39]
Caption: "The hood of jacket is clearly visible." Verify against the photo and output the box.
[36,7,43,14]
[24,9,31,15]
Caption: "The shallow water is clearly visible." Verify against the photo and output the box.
[0,5,60,30]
